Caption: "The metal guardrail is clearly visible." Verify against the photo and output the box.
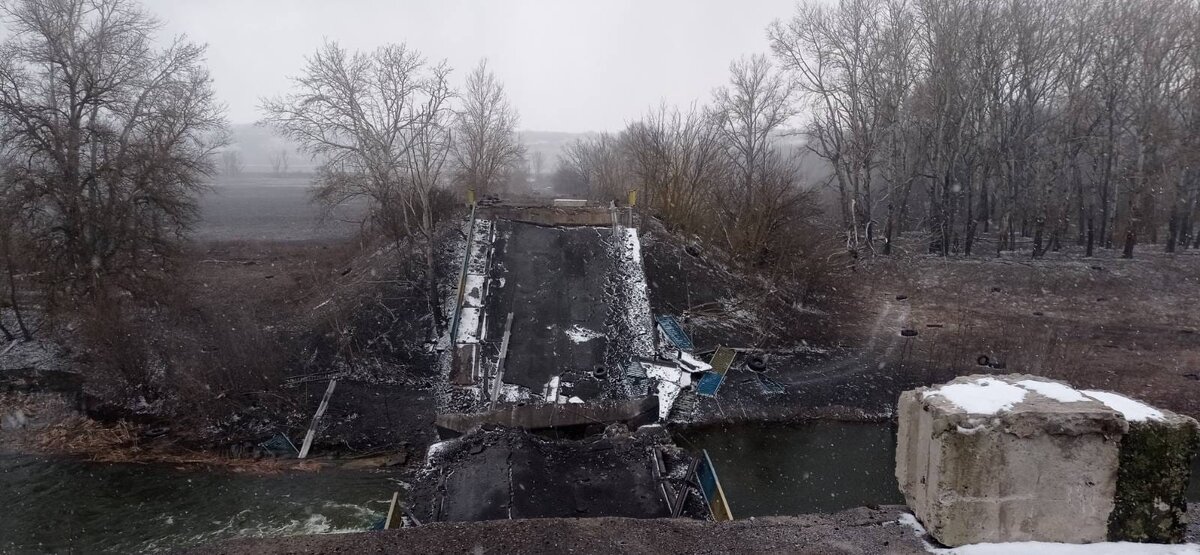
[448,204,477,344]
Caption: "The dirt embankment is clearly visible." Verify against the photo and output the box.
[858,244,1200,421]
[1,212,465,467]
[640,222,1200,424]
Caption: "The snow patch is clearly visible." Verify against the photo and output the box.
[564,325,603,344]
[543,376,561,403]
[897,513,1196,554]
[425,440,453,464]
[456,307,482,343]
[923,377,1028,415]
[615,228,655,357]
[643,361,692,420]
[677,351,713,373]
[1082,390,1165,422]
[463,274,487,307]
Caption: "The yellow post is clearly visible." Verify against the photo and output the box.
[627,189,638,207]
[467,188,476,206]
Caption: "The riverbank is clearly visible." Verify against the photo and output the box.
[183,504,1200,555]
[185,506,924,555]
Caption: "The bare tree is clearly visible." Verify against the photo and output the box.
[557,134,630,201]
[0,174,32,340]
[624,103,726,231]
[260,41,454,328]
[713,54,799,256]
[452,59,525,197]
[530,150,545,176]
[0,0,227,306]
[269,148,289,176]
[222,150,243,176]
[771,0,918,253]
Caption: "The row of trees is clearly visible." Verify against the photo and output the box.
[0,0,227,328]
[0,0,525,345]
[260,47,525,327]
[556,54,824,284]
[773,0,1200,258]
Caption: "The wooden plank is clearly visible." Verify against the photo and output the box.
[672,457,700,518]
[298,378,337,459]
[383,491,400,529]
[489,312,514,410]
[448,204,478,343]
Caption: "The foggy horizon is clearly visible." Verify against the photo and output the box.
[142,0,793,133]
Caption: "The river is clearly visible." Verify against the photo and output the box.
[676,421,1200,518]
[4,422,1198,552]
[0,455,399,554]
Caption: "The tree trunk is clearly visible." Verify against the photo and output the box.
[3,245,31,341]
[1032,216,1045,259]
[0,316,13,342]
[1086,213,1095,258]
[421,204,442,338]
[883,203,895,256]
[1166,208,1178,253]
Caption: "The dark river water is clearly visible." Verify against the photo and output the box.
[676,421,905,517]
[677,420,1200,518]
[3,422,1197,553]
[0,455,400,554]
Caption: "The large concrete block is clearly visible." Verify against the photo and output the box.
[897,374,1200,546]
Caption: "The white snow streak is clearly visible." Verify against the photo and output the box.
[564,325,603,344]
[923,378,1028,415]
[899,512,1197,554]
[1082,390,1165,422]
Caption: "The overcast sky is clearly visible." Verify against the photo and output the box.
[141,0,795,133]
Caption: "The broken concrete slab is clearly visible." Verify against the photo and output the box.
[896,374,1200,547]
[477,205,613,227]
[434,397,659,436]
[481,221,612,398]
[415,428,697,523]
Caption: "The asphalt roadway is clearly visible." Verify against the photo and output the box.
[421,429,673,523]
[483,221,613,399]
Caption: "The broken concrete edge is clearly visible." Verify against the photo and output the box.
[477,206,614,227]
[897,374,1200,546]
[1109,416,1200,543]
[433,397,660,437]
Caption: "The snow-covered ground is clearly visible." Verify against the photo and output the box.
[899,514,1199,554]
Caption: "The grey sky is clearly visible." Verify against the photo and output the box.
[141,0,795,133]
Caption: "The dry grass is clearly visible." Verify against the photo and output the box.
[855,239,1200,419]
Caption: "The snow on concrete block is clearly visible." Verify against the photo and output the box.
[897,374,1126,546]
[897,374,1200,547]
[551,198,587,208]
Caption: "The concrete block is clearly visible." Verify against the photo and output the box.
[897,375,1121,546]
[897,374,1199,546]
